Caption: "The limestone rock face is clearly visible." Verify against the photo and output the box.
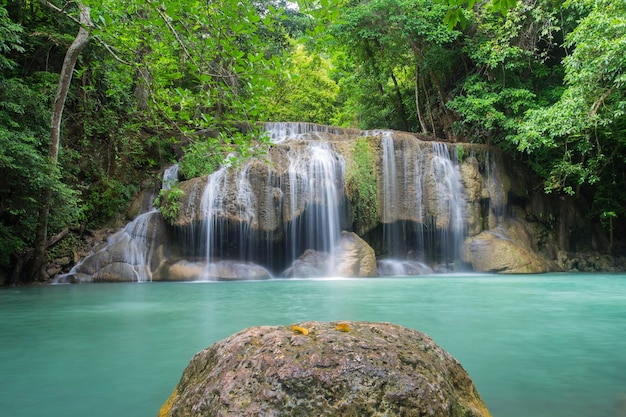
[463,219,557,273]
[159,321,492,417]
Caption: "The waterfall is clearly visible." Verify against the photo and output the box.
[264,122,357,143]
[381,132,398,255]
[199,165,230,278]
[61,123,513,281]
[428,143,466,265]
[192,125,347,277]
[55,166,178,283]
[296,142,345,273]
[162,164,179,190]
[376,135,466,269]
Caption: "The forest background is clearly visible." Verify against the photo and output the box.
[1,0,624,284]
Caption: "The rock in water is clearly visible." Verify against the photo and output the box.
[158,321,491,417]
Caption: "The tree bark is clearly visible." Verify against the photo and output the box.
[29,2,91,281]
[414,65,428,134]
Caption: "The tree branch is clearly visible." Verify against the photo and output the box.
[145,0,197,66]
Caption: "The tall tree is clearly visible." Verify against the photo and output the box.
[328,0,461,134]
[29,0,92,280]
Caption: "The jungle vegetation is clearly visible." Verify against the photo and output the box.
[0,0,624,283]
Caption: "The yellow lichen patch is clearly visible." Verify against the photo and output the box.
[158,388,178,417]
[335,323,351,332]
[291,325,310,335]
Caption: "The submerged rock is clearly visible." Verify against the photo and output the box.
[159,321,491,417]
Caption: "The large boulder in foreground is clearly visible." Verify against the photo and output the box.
[159,321,491,417]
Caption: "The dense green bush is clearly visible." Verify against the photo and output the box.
[154,187,184,225]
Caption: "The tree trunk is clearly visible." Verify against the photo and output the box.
[390,70,409,131]
[29,2,91,281]
[414,65,428,134]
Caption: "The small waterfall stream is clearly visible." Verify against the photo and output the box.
[193,124,348,277]
[429,142,466,264]
[56,166,179,283]
[375,132,466,271]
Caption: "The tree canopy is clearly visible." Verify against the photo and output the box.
[1,0,624,281]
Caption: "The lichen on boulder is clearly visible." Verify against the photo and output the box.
[159,321,491,417]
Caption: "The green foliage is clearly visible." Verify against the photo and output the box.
[48,233,81,260]
[263,43,339,124]
[456,144,465,162]
[510,0,626,216]
[81,177,137,227]
[0,72,80,266]
[91,0,285,134]
[178,138,225,180]
[328,0,462,132]
[0,6,24,71]
[154,187,184,225]
[447,1,559,143]
[444,0,518,29]
[346,137,379,234]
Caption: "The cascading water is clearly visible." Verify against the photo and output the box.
[375,133,466,271]
[265,122,354,143]
[381,132,399,255]
[56,166,178,283]
[61,123,513,282]
[191,125,347,277]
[428,142,466,265]
[286,141,345,274]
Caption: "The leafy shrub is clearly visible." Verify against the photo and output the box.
[178,138,224,180]
[154,187,184,225]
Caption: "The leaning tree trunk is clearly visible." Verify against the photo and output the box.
[29,2,91,281]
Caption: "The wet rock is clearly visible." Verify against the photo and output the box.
[153,260,272,281]
[281,249,329,277]
[557,251,623,272]
[159,321,491,417]
[463,219,557,273]
[282,232,376,277]
[377,259,434,276]
[460,156,485,236]
[333,231,377,277]
[153,260,206,281]
[206,261,272,281]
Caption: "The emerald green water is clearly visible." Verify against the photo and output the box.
[1,274,625,417]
